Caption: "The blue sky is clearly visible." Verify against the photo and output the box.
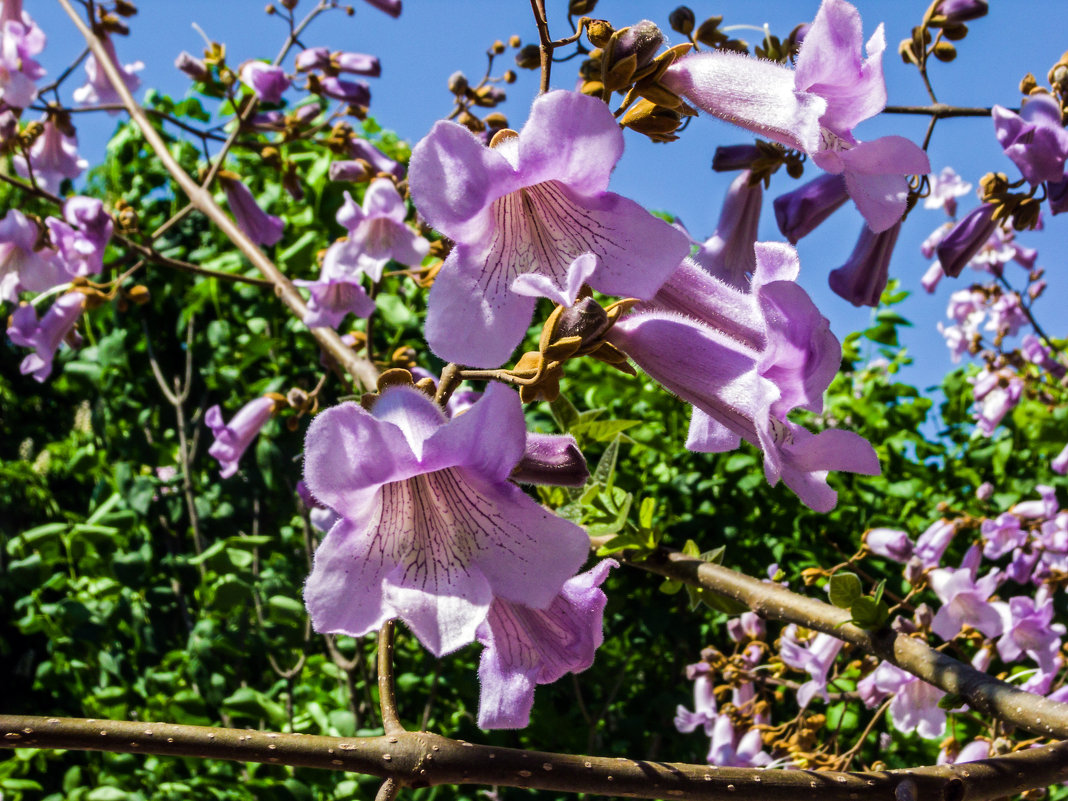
[28,0,1068,397]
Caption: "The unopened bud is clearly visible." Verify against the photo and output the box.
[447,71,468,94]
[114,0,138,16]
[503,69,517,83]
[569,0,597,14]
[1020,72,1038,94]
[281,0,298,8]
[484,112,509,130]
[175,51,210,82]
[555,297,610,347]
[127,285,150,305]
[508,35,521,48]
[586,19,615,48]
[932,41,957,62]
[515,44,541,70]
[668,6,696,36]
[491,39,505,55]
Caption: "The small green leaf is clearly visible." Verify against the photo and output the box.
[828,572,863,608]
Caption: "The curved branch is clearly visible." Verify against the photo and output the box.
[636,549,1068,739]
[56,0,379,391]
[2,715,1067,801]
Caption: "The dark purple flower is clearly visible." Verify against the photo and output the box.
[712,144,760,172]
[219,173,284,247]
[934,0,988,24]
[828,221,900,307]
[510,433,589,487]
[239,61,290,104]
[993,92,1068,186]
[6,292,85,381]
[362,0,401,17]
[935,204,997,278]
[773,173,849,243]
[206,396,276,479]
[314,76,371,106]
[1047,174,1068,215]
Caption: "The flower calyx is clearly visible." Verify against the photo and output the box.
[980,171,1042,230]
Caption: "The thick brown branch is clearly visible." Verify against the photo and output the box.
[56,0,378,391]
[636,549,1068,739]
[3,715,1067,801]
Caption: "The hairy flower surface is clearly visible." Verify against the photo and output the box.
[409,89,690,367]
[302,384,590,656]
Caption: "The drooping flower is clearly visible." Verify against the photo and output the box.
[970,366,1023,436]
[72,33,143,109]
[239,61,291,104]
[992,93,1068,186]
[0,208,66,302]
[205,395,277,479]
[996,585,1065,677]
[296,47,381,78]
[322,180,429,281]
[362,0,401,17]
[779,625,843,707]
[13,116,88,194]
[858,661,947,739]
[408,89,690,367]
[913,518,956,569]
[663,0,929,232]
[865,527,914,562]
[0,6,46,109]
[675,667,717,735]
[476,559,615,729]
[302,383,590,657]
[935,204,998,278]
[691,170,763,288]
[928,545,1006,641]
[218,172,284,247]
[312,75,371,105]
[924,167,973,217]
[1053,442,1068,476]
[45,196,114,278]
[981,513,1026,560]
[6,292,85,381]
[772,173,849,243]
[827,221,900,307]
[292,269,375,329]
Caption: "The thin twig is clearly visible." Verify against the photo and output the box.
[377,621,404,735]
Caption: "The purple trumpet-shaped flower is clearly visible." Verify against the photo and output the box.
[828,221,901,307]
[362,0,401,17]
[302,383,590,657]
[409,89,690,367]
[981,513,1026,560]
[296,47,381,78]
[476,559,615,729]
[997,585,1065,678]
[992,93,1068,186]
[691,170,763,289]
[0,6,46,110]
[0,208,67,302]
[607,306,878,512]
[928,545,1006,641]
[934,0,988,24]
[1021,334,1066,379]
[13,117,88,194]
[675,668,717,735]
[175,51,210,82]
[970,367,1023,437]
[322,179,429,282]
[664,0,929,232]
[865,527,914,562]
[510,432,589,487]
[707,716,772,768]
[313,75,371,106]
[1047,175,1068,215]
[46,196,114,278]
[726,612,765,644]
[72,33,142,109]
[914,518,956,568]
[292,269,375,330]
[7,293,85,381]
[773,173,849,243]
[205,395,277,479]
[858,661,946,739]
[219,173,284,247]
[780,625,843,707]
[711,144,760,172]
[936,204,998,278]
[1053,442,1068,476]
[349,138,405,178]
[239,61,291,104]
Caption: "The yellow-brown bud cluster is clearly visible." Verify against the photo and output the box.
[980,171,1042,231]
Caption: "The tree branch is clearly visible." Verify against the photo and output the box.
[56,0,379,391]
[3,714,1067,801]
[635,549,1068,739]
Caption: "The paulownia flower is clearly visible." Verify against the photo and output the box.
[408,89,690,367]
[663,0,929,232]
[691,170,763,288]
[302,383,590,656]
[206,396,277,479]
[239,61,291,104]
[992,93,1068,186]
[14,117,87,194]
[6,292,85,381]
[72,32,143,110]
[219,172,284,247]
[0,208,67,302]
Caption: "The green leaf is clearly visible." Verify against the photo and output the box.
[849,596,889,630]
[828,572,863,609]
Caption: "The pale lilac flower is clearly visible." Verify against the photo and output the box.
[1053,442,1068,476]
[349,138,405,177]
[982,513,1026,560]
[511,433,589,487]
[409,89,690,367]
[924,167,972,217]
[996,585,1065,677]
[970,367,1023,437]
[726,612,765,644]
[946,288,985,326]
[772,173,849,243]
[676,668,717,735]
[993,93,1068,186]
[302,384,590,656]
[828,221,900,307]
[914,519,956,568]
[322,180,429,282]
[921,260,946,293]
[921,221,951,260]
[45,196,114,278]
[1021,334,1066,379]
[858,661,946,739]
[292,270,375,329]
[938,739,991,766]
[986,292,1028,338]
[780,625,843,707]
[175,51,210,82]
[219,173,284,247]
[937,321,970,362]
[206,396,277,479]
[936,204,998,278]
[0,9,45,109]
[928,546,1005,640]
[1013,485,1059,520]
[0,208,66,302]
[239,61,290,104]
[476,559,615,729]
[692,170,763,288]
[13,117,88,193]
[663,0,929,232]
[296,480,342,534]
[72,33,142,109]
[707,716,772,768]
[6,292,84,381]
[976,482,994,501]
[865,527,914,562]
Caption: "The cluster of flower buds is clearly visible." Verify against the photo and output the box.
[443,37,519,137]
[666,8,749,54]
[899,0,987,67]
